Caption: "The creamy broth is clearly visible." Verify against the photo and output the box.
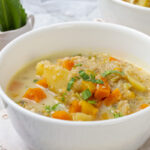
[7,52,150,121]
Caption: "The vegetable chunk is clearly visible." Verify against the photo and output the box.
[72,113,94,121]
[81,80,96,94]
[69,100,81,113]
[36,60,51,76]
[52,111,72,120]
[80,100,98,116]
[43,65,71,93]
[126,72,146,92]
[94,78,110,101]
[36,61,72,93]
[140,104,149,109]
[62,59,74,70]
[104,88,121,106]
[23,88,46,102]
[37,78,48,88]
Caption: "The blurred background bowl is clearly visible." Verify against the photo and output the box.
[99,0,150,35]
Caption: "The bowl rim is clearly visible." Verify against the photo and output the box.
[113,0,150,11]
[1,21,150,126]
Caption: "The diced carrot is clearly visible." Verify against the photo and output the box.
[94,77,110,101]
[69,100,81,113]
[94,85,110,101]
[23,88,46,102]
[52,111,72,120]
[140,104,149,109]
[62,59,74,71]
[37,78,48,88]
[81,80,96,94]
[101,77,110,89]
[95,77,110,100]
[109,56,119,61]
[104,88,121,106]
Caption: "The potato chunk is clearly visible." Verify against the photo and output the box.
[80,100,98,116]
[81,80,96,94]
[72,113,94,121]
[36,60,51,76]
[43,65,71,93]
[125,72,146,92]
[36,60,72,93]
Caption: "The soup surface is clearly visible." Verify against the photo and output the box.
[7,52,150,121]
[123,0,150,7]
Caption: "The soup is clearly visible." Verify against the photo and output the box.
[7,52,150,121]
[123,0,150,7]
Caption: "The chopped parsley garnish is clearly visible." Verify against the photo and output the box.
[61,93,67,102]
[94,79,104,84]
[74,63,82,67]
[74,76,80,80]
[90,74,104,84]
[90,74,95,81]
[45,105,51,113]
[45,103,60,113]
[79,70,90,80]
[81,89,92,100]
[75,93,82,100]
[33,79,39,83]
[101,70,124,77]
[79,71,104,84]
[67,78,76,91]
[61,97,65,101]
[88,100,96,104]
[113,112,123,118]
[51,103,60,111]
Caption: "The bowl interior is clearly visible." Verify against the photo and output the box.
[1,22,150,91]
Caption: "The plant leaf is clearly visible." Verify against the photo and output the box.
[101,70,124,77]
[0,0,27,31]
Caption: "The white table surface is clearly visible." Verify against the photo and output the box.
[0,0,150,149]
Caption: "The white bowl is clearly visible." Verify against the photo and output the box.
[1,22,150,150]
[99,0,150,35]
[0,15,34,51]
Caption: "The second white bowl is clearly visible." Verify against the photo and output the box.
[99,0,150,35]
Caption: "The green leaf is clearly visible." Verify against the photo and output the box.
[81,89,92,100]
[79,70,90,80]
[88,100,96,104]
[45,105,51,113]
[113,112,123,118]
[90,74,104,84]
[45,103,60,113]
[61,93,67,102]
[79,71,103,84]
[101,70,124,77]
[67,78,76,91]
[51,103,60,111]
[61,97,65,102]
[74,63,82,67]
[0,0,27,31]
[74,76,80,80]
[33,79,39,83]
